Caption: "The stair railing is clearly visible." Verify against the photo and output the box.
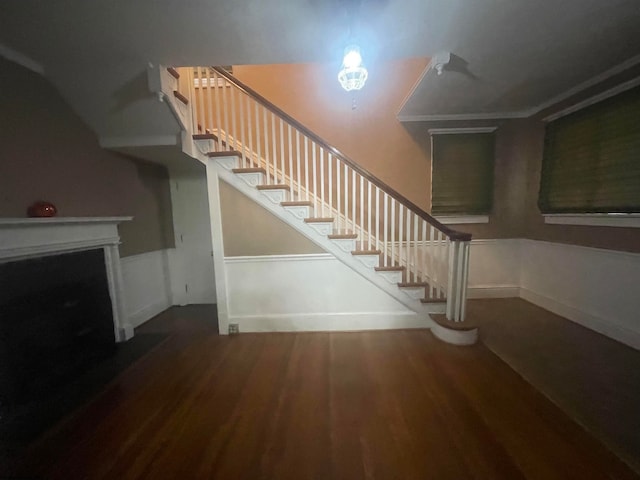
[180,66,472,321]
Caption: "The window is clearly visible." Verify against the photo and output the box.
[430,129,496,215]
[539,86,640,214]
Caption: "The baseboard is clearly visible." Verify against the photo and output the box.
[128,298,172,329]
[520,288,640,351]
[468,285,520,299]
[227,312,432,333]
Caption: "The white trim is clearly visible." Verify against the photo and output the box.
[399,111,528,122]
[228,312,427,333]
[428,127,498,135]
[520,287,640,351]
[543,214,640,228]
[467,285,520,298]
[398,55,640,123]
[225,253,332,263]
[396,59,434,117]
[99,135,179,148]
[0,216,132,226]
[436,215,489,224]
[521,238,640,260]
[543,76,640,122]
[534,54,640,117]
[0,43,45,75]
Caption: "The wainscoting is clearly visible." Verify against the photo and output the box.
[224,254,422,332]
[467,239,640,350]
[120,249,173,328]
[222,240,640,349]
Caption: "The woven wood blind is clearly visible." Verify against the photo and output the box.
[539,86,640,213]
[431,133,495,215]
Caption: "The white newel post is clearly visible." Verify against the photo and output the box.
[446,239,471,322]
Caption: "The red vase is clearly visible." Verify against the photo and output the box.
[27,201,57,218]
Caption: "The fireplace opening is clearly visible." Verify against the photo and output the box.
[0,249,116,414]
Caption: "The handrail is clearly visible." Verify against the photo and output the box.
[211,66,472,242]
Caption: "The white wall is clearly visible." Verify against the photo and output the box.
[465,238,640,350]
[224,254,423,332]
[121,249,173,328]
[520,240,640,350]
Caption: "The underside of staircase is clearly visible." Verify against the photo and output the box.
[110,63,478,345]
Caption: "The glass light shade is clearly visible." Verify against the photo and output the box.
[338,45,368,91]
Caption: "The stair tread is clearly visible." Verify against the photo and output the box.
[304,217,334,223]
[398,282,430,288]
[173,90,189,105]
[328,233,358,239]
[232,167,265,174]
[421,298,446,304]
[167,67,180,79]
[351,250,382,255]
[281,201,313,207]
[257,184,290,190]
[193,133,219,140]
[374,266,405,272]
[207,150,241,157]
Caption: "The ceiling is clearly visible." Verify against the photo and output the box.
[1,0,639,125]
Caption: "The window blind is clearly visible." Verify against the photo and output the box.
[539,86,640,213]
[431,133,495,215]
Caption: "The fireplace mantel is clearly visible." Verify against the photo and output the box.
[0,216,134,341]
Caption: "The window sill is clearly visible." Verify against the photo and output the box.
[543,214,640,228]
[435,215,489,225]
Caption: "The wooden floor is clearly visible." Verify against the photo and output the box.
[4,307,637,480]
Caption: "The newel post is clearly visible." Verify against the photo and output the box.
[446,235,471,322]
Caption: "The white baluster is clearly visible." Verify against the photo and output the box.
[279,118,285,184]
[390,198,395,267]
[304,136,309,199]
[328,154,333,223]
[336,159,341,230]
[296,130,301,198]
[367,182,372,249]
[383,193,388,266]
[247,94,254,166]
[288,124,293,195]
[320,148,325,216]
[312,144,317,210]
[238,93,246,167]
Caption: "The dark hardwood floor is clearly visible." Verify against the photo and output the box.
[3,305,637,480]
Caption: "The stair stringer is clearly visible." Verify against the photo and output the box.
[205,155,440,325]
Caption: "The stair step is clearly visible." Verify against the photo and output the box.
[173,90,189,105]
[167,67,180,79]
[431,313,477,331]
[375,266,405,272]
[207,150,242,157]
[304,217,334,223]
[398,282,430,288]
[193,133,219,141]
[257,184,289,190]
[328,232,358,239]
[281,201,313,207]
[351,250,382,255]
[421,298,446,304]
[232,167,266,174]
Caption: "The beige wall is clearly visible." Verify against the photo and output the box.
[232,62,639,252]
[232,60,431,210]
[0,58,174,257]
[219,180,324,256]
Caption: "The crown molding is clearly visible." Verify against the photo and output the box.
[397,54,640,123]
[0,43,44,75]
[428,127,498,135]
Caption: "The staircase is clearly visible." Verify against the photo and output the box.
[147,64,476,345]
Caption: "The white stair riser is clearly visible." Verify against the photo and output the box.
[283,205,312,220]
[307,222,334,236]
[194,139,216,154]
[235,172,265,187]
[400,287,426,300]
[216,157,238,170]
[260,189,289,204]
[376,270,403,284]
[353,254,380,269]
[330,238,356,253]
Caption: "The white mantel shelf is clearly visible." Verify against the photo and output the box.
[0,216,132,226]
[0,216,134,342]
